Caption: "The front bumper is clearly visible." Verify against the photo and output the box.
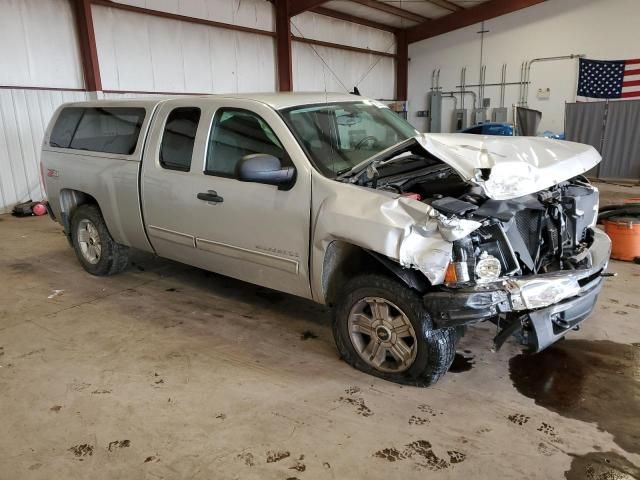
[424,229,611,348]
[525,277,603,351]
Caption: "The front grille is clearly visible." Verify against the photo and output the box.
[515,210,542,258]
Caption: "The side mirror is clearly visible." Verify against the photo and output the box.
[236,154,295,189]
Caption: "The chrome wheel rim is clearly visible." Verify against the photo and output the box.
[347,297,418,373]
[77,219,102,265]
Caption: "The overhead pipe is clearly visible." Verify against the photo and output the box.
[522,54,585,106]
[455,81,524,88]
[442,90,477,109]
[480,65,487,108]
[478,20,486,98]
[430,68,442,92]
[519,61,527,105]
[500,64,507,108]
[460,67,466,110]
[441,93,458,111]
[479,64,487,124]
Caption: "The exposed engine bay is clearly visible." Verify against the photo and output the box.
[345,148,599,287]
[338,145,605,353]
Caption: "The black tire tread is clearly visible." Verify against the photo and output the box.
[70,204,129,276]
[333,273,457,387]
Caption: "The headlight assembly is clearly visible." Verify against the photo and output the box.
[476,252,502,282]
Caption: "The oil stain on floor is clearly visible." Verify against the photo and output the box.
[449,351,475,373]
[564,451,640,480]
[509,340,640,454]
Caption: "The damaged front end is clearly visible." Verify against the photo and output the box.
[337,134,611,352]
[423,226,610,352]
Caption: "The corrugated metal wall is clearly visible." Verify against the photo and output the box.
[0,0,86,213]
[0,88,88,213]
[110,0,275,30]
[93,2,277,93]
[0,0,396,213]
[292,12,396,99]
[0,0,84,89]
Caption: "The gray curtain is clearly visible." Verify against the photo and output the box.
[565,102,606,152]
[516,107,542,136]
[600,100,640,179]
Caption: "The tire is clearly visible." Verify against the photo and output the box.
[333,273,457,387]
[70,204,129,276]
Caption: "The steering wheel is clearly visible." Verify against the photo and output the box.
[355,135,378,150]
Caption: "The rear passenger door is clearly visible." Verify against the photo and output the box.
[141,98,312,299]
[141,101,204,258]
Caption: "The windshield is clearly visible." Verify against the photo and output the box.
[281,101,418,177]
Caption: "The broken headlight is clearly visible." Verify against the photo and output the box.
[475,252,502,282]
[507,277,582,310]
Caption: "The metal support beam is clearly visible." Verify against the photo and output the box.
[406,0,547,44]
[92,0,275,37]
[350,0,429,23]
[289,0,328,17]
[292,36,396,58]
[425,0,462,12]
[73,0,102,91]
[311,6,397,32]
[275,0,293,91]
[395,30,408,101]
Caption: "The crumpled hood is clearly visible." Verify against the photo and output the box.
[416,133,601,200]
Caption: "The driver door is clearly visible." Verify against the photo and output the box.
[141,98,312,299]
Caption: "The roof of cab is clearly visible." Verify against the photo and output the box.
[59,92,363,111]
[218,92,361,109]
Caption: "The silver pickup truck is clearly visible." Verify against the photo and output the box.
[41,93,611,386]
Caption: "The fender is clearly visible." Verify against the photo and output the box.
[366,250,430,293]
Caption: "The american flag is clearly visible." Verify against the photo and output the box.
[577,58,640,101]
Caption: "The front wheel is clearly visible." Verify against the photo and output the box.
[333,274,457,386]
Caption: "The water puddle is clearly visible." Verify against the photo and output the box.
[509,340,640,454]
[565,451,640,480]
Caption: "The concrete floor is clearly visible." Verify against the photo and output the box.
[1,187,639,479]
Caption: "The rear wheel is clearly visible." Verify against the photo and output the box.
[70,204,129,276]
[333,274,457,386]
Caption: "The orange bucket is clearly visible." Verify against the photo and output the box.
[602,216,640,261]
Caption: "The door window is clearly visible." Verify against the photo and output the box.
[206,109,287,177]
[160,107,201,172]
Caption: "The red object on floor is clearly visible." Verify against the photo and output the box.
[603,216,640,261]
[32,203,47,216]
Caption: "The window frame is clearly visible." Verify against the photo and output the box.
[158,106,202,173]
[48,106,147,157]
[204,107,292,179]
